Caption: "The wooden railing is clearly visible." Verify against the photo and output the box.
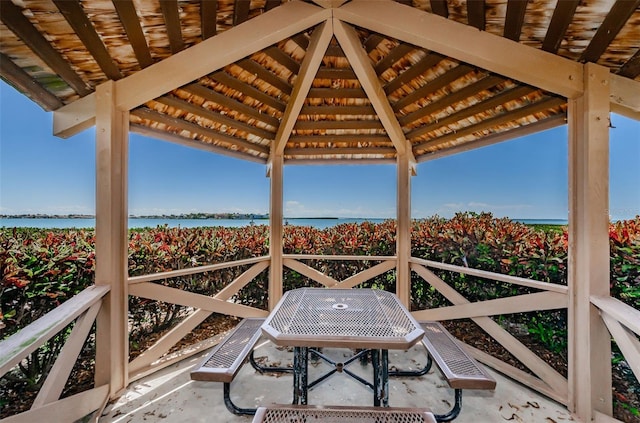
[0,285,110,423]
[409,256,570,404]
[127,255,271,381]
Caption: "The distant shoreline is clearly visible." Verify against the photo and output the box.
[1,214,342,220]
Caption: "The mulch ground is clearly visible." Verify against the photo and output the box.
[1,316,638,422]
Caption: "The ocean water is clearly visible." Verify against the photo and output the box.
[0,217,390,230]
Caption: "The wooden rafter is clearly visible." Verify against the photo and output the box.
[580,0,640,63]
[182,83,279,127]
[407,85,536,139]
[155,95,276,139]
[384,52,444,95]
[263,46,301,74]
[412,96,565,152]
[325,44,346,57]
[285,147,397,156]
[399,73,502,126]
[334,19,415,163]
[307,87,368,98]
[112,0,153,68]
[289,134,391,144]
[430,0,448,18]
[237,58,293,94]
[52,0,123,80]
[0,1,90,96]
[542,0,579,53]
[265,0,281,11]
[160,0,185,54]
[335,0,583,98]
[0,53,63,111]
[211,71,287,112]
[364,34,384,52]
[272,21,333,156]
[131,124,267,164]
[417,114,566,163]
[393,65,474,112]
[374,44,415,75]
[233,0,251,25]
[294,120,384,130]
[503,0,529,41]
[132,107,270,155]
[300,105,376,115]
[201,0,218,39]
[315,67,358,79]
[467,0,486,31]
[618,49,640,79]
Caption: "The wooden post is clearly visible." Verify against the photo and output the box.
[567,62,612,420]
[396,154,412,307]
[94,80,129,397]
[269,154,284,310]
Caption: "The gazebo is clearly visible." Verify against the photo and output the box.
[1,1,638,422]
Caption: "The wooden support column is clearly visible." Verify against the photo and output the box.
[567,62,612,420]
[94,80,129,397]
[396,154,412,307]
[269,155,284,310]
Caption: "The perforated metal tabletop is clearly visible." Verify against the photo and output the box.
[261,288,424,350]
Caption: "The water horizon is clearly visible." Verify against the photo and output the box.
[1,217,572,230]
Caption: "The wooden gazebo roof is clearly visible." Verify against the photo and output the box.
[1,0,638,164]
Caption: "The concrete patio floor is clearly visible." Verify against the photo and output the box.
[99,341,576,423]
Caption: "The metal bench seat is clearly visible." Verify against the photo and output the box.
[252,405,437,423]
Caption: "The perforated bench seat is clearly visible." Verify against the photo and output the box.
[420,321,496,391]
[190,318,265,415]
[252,405,438,423]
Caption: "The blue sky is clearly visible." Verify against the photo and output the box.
[1,80,638,220]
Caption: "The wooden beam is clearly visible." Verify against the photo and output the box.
[53,93,96,138]
[430,0,448,18]
[591,296,640,335]
[132,107,270,154]
[396,154,411,306]
[237,58,293,94]
[211,71,287,112]
[384,52,444,95]
[131,124,268,164]
[286,158,397,166]
[335,0,583,98]
[417,113,566,162]
[0,53,63,111]
[407,85,536,139]
[283,258,339,287]
[393,64,474,112]
[269,155,284,309]
[264,46,301,74]
[412,96,565,152]
[201,0,218,39]
[0,1,91,96]
[233,0,251,25]
[580,0,640,63]
[467,0,486,31]
[542,0,580,53]
[307,87,368,98]
[265,0,281,11]
[600,312,640,383]
[289,134,391,144]
[334,19,415,162]
[300,104,376,115]
[183,83,280,127]
[399,73,502,126]
[315,67,358,79]
[53,0,123,80]
[618,49,640,79]
[285,147,397,156]
[94,80,129,396]
[294,119,384,130]
[273,21,333,156]
[155,95,275,139]
[567,62,612,419]
[374,44,416,76]
[160,0,185,53]
[112,0,153,68]
[337,260,397,289]
[610,74,640,121]
[503,0,529,41]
